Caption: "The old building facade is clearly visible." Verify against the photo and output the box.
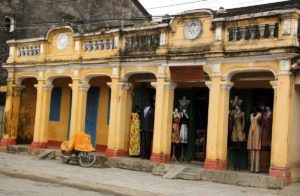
[1,0,300,184]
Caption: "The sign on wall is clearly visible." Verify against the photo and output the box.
[170,66,205,82]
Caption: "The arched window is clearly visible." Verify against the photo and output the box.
[4,16,15,33]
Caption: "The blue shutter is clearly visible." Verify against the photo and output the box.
[107,88,111,125]
[49,87,62,122]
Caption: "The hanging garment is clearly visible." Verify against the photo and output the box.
[172,115,181,144]
[261,112,272,149]
[129,113,141,156]
[179,114,189,144]
[140,107,154,159]
[231,111,246,142]
[247,113,262,150]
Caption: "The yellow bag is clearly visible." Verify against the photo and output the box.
[61,132,95,152]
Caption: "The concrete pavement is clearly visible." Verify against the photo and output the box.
[0,152,293,196]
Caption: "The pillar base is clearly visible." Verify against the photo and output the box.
[204,159,228,170]
[96,145,107,152]
[150,153,170,163]
[0,138,16,146]
[269,166,291,184]
[31,141,48,149]
[105,148,126,157]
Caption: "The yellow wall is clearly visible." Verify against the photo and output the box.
[18,79,37,143]
[89,77,111,146]
[48,78,72,142]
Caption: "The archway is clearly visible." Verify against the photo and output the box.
[127,72,157,159]
[171,73,210,163]
[85,76,112,151]
[47,77,72,147]
[17,78,38,144]
[228,71,275,173]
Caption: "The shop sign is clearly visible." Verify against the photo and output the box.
[170,66,205,81]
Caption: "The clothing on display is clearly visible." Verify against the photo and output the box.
[247,112,262,172]
[140,106,154,159]
[180,111,189,144]
[261,110,272,149]
[172,109,181,144]
[129,113,141,156]
[178,96,190,111]
[231,109,246,142]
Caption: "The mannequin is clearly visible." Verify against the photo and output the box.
[261,107,273,149]
[171,108,181,162]
[230,96,243,110]
[231,105,246,142]
[179,109,189,161]
[140,101,154,159]
[247,108,262,172]
[179,96,190,111]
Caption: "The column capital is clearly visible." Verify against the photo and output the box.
[205,81,212,89]
[117,82,131,91]
[270,80,278,90]
[79,84,90,92]
[12,85,25,96]
[164,82,177,90]
[220,81,234,91]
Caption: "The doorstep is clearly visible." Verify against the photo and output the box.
[2,145,285,189]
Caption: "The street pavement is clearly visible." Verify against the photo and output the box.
[0,152,299,196]
[0,173,111,196]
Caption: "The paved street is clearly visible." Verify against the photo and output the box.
[0,152,298,196]
[0,174,111,196]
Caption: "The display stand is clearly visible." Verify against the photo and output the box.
[171,143,177,162]
[179,144,186,162]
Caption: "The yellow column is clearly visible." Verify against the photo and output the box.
[150,78,176,163]
[10,85,25,141]
[204,76,233,170]
[31,80,52,149]
[0,82,23,145]
[269,75,292,182]
[105,79,130,157]
[69,80,90,139]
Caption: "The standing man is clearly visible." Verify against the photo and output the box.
[140,101,154,159]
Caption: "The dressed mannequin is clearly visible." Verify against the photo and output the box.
[140,102,154,159]
[171,108,181,162]
[231,105,246,142]
[179,109,189,161]
[261,107,272,149]
[247,109,262,172]
[129,105,141,156]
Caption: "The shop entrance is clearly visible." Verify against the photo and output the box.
[228,71,275,173]
[172,86,209,162]
[128,73,156,159]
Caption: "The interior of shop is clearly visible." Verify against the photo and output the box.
[228,71,274,173]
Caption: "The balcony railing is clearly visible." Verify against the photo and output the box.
[18,45,41,57]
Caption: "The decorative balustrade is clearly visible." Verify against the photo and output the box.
[125,34,160,51]
[83,39,115,52]
[227,24,278,42]
[18,45,41,57]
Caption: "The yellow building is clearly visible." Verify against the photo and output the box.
[1,2,300,184]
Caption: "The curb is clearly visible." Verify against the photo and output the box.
[0,168,160,196]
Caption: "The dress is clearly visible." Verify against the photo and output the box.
[180,114,189,144]
[172,114,181,144]
[247,113,262,150]
[129,113,141,156]
[231,111,246,142]
[261,112,272,148]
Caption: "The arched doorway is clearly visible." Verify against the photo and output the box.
[85,76,112,151]
[127,73,157,159]
[17,78,37,144]
[48,77,72,147]
[171,73,210,163]
[228,71,275,173]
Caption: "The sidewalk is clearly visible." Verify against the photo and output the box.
[1,152,297,196]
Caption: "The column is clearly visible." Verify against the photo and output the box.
[105,79,130,157]
[0,82,23,145]
[204,76,233,170]
[31,80,52,149]
[69,79,90,139]
[150,78,177,163]
[9,85,25,142]
[269,75,292,183]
